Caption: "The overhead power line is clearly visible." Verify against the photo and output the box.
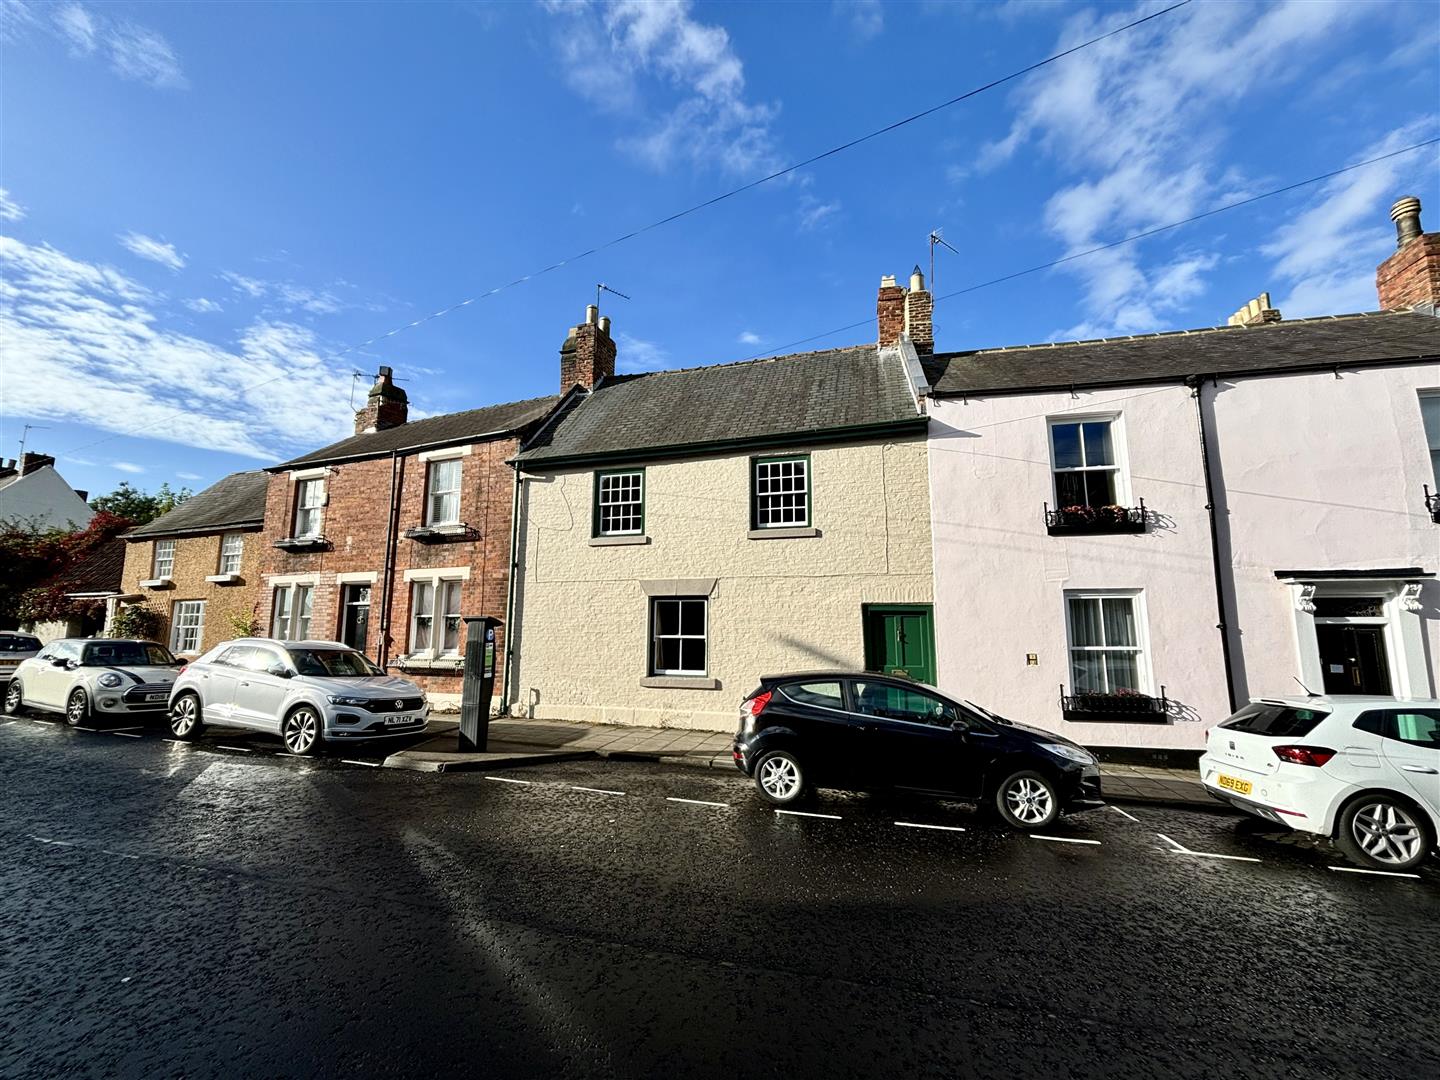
[739,136,1440,361]
[55,0,1191,459]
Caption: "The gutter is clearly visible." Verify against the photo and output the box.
[1186,375,1239,714]
[120,520,264,541]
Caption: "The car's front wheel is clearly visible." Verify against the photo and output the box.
[1336,795,1431,872]
[753,749,806,805]
[65,689,90,728]
[169,693,204,740]
[995,769,1060,830]
[281,706,323,756]
[3,680,23,716]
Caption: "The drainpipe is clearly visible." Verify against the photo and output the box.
[500,461,523,712]
[377,451,402,668]
[1186,375,1239,713]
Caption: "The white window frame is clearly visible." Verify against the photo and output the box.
[1047,415,1128,509]
[217,533,244,575]
[595,469,645,536]
[271,583,314,641]
[152,539,175,580]
[1420,390,1440,486]
[1062,589,1152,696]
[403,568,469,659]
[293,476,326,539]
[752,456,811,529]
[171,599,205,653]
[425,458,463,526]
[650,596,708,676]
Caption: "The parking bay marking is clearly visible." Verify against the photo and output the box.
[1109,805,1140,822]
[1157,832,1260,863]
[1031,835,1102,846]
[108,731,142,738]
[1328,865,1421,880]
[775,809,841,820]
[666,797,729,808]
[484,775,532,785]
[571,786,626,796]
[895,821,966,833]
[341,760,381,767]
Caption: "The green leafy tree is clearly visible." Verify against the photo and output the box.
[4,511,134,627]
[90,482,191,526]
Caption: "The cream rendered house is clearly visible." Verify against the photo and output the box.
[506,278,937,730]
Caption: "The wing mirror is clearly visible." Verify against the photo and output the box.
[950,717,971,733]
[50,657,68,667]
[267,663,294,679]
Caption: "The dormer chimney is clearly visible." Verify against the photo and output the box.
[560,305,617,391]
[1377,195,1440,310]
[353,366,409,435]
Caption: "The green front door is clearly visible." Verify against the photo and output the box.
[863,605,937,686]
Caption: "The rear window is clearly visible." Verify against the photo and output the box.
[781,681,844,709]
[0,636,40,652]
[1220,703,1329,738]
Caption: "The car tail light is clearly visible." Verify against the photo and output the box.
[177,665,188,675]
[1273,745,1336,767]
[741,691,771,718]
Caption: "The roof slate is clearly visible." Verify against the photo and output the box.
[55,537,127,595]
[518,345,920,466]
[127,470,270,539]
[274,395,563,470]
[922,310,1440,396]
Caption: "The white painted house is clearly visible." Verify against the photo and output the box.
[923,197,1440,752]
[0,453,94,532]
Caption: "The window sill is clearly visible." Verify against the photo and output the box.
[1062,709,1171,725]
[205,573,243,585]
[138,578,173,590]
[590,534,650,547]
[640,676,721,690]
[404,523,474,543]
[747,526,820,540]
[274,536,330,552]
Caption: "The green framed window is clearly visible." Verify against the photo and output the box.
[594,469,645,537]
[751,455,810,529]
[650,596,707,675]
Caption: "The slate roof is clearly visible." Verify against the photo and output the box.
[54,537,127,595]
[518,345,922,466]
[274,395,563,470]
[922,310,1440,396]
[126,470,270,539]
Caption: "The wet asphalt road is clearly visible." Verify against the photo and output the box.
[2,714,1437,1080]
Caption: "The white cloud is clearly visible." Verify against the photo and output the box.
[0,234,357,460]
[835,0,883,41]
[219,270,345,315]
[7,2,189,88]
[977,0,1372,337]
[737,330,763,346]
[54,2,94,53]
[176,471,202,480]
[797,197,841,232]
[1263,121,1440,318]
[183,297,222,313]
[118,231,186,271]
[112,461,144,474]
[106,21,186,89]
[616,331,670,373]
[0,188,25,222]
[545,0,784,179]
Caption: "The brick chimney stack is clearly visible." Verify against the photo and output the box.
[1376,196,1440,310]
[877,275,905,347]
[904,265,934,354]
[354,366,409,435]
[560,304,616,391]
[20,451,55,476]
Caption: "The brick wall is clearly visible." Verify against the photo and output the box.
[877,283,906,347]
[258,436,521,700]
[1376,233,1440,310]
[119,528,264,654]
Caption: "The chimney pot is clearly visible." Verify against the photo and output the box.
[1226,292,1281,326]
[598,315,611,335]
[1377,194,1440,310]
[354,365,408,434]
[909,266,925,292]
[1391,195,1423,248]
[585,304,599,326]
[561,307,616,391]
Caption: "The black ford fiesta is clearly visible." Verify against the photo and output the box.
[733,672,1104,829]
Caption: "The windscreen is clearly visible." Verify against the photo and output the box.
[82,642,174,667]
[287,648,382,677]
[1220,703,1328,738]
[0,636,40,652]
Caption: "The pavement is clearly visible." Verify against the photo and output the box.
[389,715,1217,807]
[3,713,1437,1079]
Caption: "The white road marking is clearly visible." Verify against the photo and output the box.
[101,850,140,860]
[571,786,626,796]
[1328,866,1421,879]
[1109,805,1140,822]
[341,759,380,767]
[484,775,532,785]
[775,809,841,820]
[1031,834,1102,846]
[162,738,185,744]
[895,821,967,833]
[29,836,52,843]
[666,797,729,808]
[1156,832,1260,862]
[49,840,74,847]
[1156,833,1187,852]
[274,752,302,758]
[111,726,143,732]
[33,719,55,725]
[121,977,131,983]
[76,726,98,732]
[1,720,13,726]
[216,745,252,752]
[109,731,142,738]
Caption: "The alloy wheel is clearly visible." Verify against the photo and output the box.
[1352,801,1424,866]
[170,696,198,737]
[4,681,21,715]
[66,691,87,727]
[759,755,801,801]
[1005,777,1054,825]
[283,709,319,755]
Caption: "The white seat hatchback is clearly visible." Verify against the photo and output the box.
[1200,696,1440,872]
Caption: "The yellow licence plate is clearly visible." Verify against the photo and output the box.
[1217,773,1253,796]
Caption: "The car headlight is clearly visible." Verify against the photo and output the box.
[1040,742,1095,765]
[327,695,370,706]
[97,672,124,688]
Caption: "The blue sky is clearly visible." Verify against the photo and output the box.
[2,0,1437,500]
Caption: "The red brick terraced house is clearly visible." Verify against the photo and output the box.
[258,312,614,706]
